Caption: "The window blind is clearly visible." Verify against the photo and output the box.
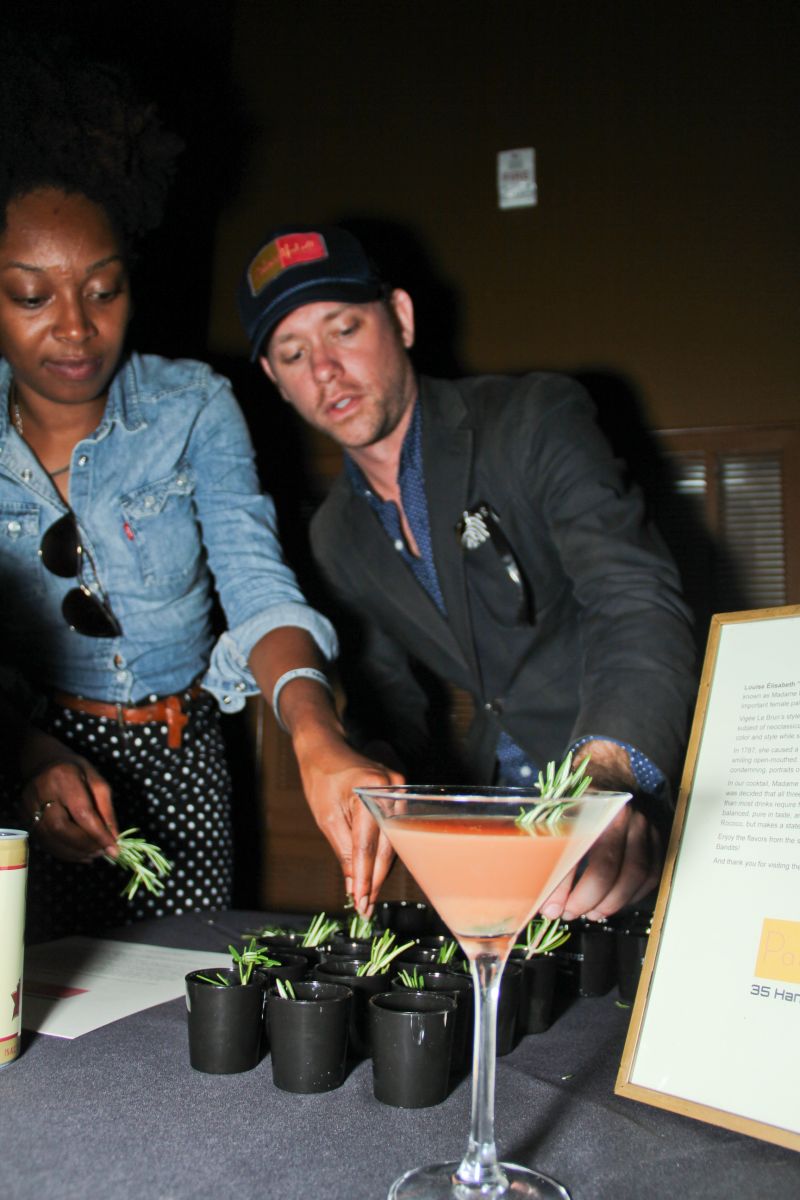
[653,426,798,641]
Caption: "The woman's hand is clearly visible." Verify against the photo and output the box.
[18,729,119,863]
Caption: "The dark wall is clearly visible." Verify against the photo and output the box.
[13,2,797,431]
[211,1,799,431]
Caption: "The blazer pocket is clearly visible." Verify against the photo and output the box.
[457,503,535,628]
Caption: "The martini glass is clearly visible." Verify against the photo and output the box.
[356,784,631,1200]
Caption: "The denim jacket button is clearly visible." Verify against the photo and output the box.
[6,520,21,537]
[21,468,32,482]
[78,455,88,467]
[222,694,232,705]
[235,681,246,691]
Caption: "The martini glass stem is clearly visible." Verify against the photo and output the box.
[455,952,509,1196]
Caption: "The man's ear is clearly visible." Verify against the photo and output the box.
[389,288,415,349]
[258,353,290,403]
[258,353,277,385]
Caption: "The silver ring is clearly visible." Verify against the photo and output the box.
[32,799,56,825]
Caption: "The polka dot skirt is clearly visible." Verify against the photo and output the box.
[24,692,234,942]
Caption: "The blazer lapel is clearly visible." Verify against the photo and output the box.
[420,380,482,685]
[338,487,470,674]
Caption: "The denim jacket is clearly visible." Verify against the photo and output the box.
[0,354,337,710]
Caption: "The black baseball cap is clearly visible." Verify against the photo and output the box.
[237,224,385,360]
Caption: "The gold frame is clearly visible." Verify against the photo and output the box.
[616,605,800,1152]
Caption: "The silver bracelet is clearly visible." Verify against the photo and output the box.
[271,667,333,733]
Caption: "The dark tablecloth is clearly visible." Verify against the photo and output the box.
[2,911,797,1199]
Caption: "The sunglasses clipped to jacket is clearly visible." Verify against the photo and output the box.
[456,502,534,625]
[39,511,123,638]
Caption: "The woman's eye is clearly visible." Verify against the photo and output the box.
[14,295,47,309]
[339,322,359,337]
[89,286,122,303]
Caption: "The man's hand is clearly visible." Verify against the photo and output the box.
[539,804,661,921]
[292,724,402,916]
[18,730,118,863]
[248,627,406,915]
[538,738,662,921]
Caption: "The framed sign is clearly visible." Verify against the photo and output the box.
[616,605,800,1151]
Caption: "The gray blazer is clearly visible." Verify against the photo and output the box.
[311,372,697,792]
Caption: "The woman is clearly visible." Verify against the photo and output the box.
[0,49,396,939]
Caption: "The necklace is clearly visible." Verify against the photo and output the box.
[11,396,23,437]
[9,384,71,478]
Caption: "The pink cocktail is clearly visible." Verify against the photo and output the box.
[356,785,630,1200]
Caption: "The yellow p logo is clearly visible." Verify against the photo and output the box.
[754,918,800,984]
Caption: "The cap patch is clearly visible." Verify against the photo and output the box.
[247,232,329,297]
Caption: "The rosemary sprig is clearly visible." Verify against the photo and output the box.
[515,752,592,831]
[195,971,232,987]
[436,939,459,965]
[105,827,173,900]
[301,911,341,947]
[193,941,279,988]
[348,912,374,939]
[274,978,297,1000]
[242,922,288,939]
[397,966,426,989]
[229,938,280,984]
[514,916,571,959]
[356,929,415,977]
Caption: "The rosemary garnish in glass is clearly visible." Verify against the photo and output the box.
[515,752,592,831]
[514,916,571,959]
[356,929,415,977]
[194,940,279,987]
[242,922,288,939]
[302,911,341,947]
[229,938,279,984]
[348,911,374,939]
[436,938,459,964]
[397,966,426,989]
[195,971,232,987]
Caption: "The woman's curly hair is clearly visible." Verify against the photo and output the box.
[0,41,183,247]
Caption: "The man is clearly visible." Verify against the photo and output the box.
[237,225,697,921]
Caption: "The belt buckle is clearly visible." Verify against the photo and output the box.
[164,695,189,750]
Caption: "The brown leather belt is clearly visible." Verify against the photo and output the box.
[50,686,204,750]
